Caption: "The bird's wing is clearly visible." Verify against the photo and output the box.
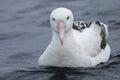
[73,21,89,32]
[73,21,109,57]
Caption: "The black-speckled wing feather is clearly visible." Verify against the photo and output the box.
[73,21,89,32]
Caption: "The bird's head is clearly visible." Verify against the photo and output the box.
[50,8,73,46]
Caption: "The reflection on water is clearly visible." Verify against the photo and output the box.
[0,0,120,80]
[1,53,120,80]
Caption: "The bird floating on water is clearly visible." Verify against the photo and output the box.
[38,8,111,68]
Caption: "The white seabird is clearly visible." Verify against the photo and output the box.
[38,8,111,68]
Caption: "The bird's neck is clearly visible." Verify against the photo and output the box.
[51,29,76,46]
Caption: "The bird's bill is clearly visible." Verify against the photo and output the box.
[58,20,65,46]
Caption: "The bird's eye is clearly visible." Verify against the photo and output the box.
[52,17,55,21]
[67,16,70,20]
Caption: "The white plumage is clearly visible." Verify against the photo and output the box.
[38,8,111,68]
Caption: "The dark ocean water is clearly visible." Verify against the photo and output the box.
[0,0,120,80]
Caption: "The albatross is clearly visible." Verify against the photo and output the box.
[38,8,111,68]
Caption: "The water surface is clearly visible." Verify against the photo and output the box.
[0,0,120,80]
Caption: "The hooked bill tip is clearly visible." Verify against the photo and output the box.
[60,39,63,46]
